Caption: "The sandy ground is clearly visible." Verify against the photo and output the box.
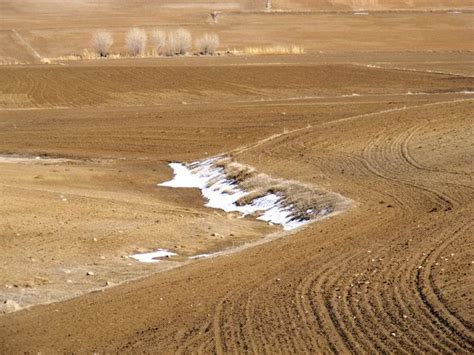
[0,0,473,352]
[0,155,279,308]
[0,0,473,62]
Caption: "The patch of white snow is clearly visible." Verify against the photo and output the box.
[159,159,311,230]
[130,249,177,263]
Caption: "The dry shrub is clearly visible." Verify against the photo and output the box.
[235,189,268,206]
[196,33,220,55]
[160,29,192,56]
[91,31,113,57]
[164,31,178,56]
[215,159,257,183]
[126,28,147,56]
[151,30,167,55]
[174,29,192,55]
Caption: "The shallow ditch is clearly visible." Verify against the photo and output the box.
[0,153,351,312]
[132,155,351,262]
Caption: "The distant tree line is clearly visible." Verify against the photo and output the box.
[92,28,219,58]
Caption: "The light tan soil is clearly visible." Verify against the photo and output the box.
[0,1,473,61]
[0,0,473,353]
[0,61,472,352]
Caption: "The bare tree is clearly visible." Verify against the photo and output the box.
[165,31,178,56]
[174,29,192,55]
[91,31,113,57]
[151,30,166,56]
[126,28,147,56]
[196,33,220,55]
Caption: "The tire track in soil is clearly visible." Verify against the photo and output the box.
[416,221,474,350]
[10,29,42,63]
[130,98,472,353]
[1,91,472,353]
[228,98,473,353]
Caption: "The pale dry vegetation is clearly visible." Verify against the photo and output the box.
[196,33,220,55]
[214,158,349,221]
[48,27,303,63]
[126,28,147,56]
[163,29,193,56]
[174,29,192,55]
[149,28,194,56]
[151,30,167,56]
[91,31,113,57]
[239,45,305,55]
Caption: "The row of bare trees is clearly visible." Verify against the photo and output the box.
[92,28,219,58]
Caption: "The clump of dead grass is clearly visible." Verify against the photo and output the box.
[235,45,305,55]
[41,49,122,63]
[213,157,348,221]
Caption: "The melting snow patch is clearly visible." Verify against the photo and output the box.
[130,249,177,263]
[365,64,381,69]
[159,158,314,230]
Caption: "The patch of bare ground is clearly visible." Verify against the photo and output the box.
[368,62,474,77]
[0,64,472,109]
[0,156,279,310]
[0,30,38,65]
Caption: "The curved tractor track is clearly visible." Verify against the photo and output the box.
[156,98,473,354]
[0,91,472,351]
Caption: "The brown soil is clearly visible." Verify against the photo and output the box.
[1,1,473,61]
[0,0,473,353]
